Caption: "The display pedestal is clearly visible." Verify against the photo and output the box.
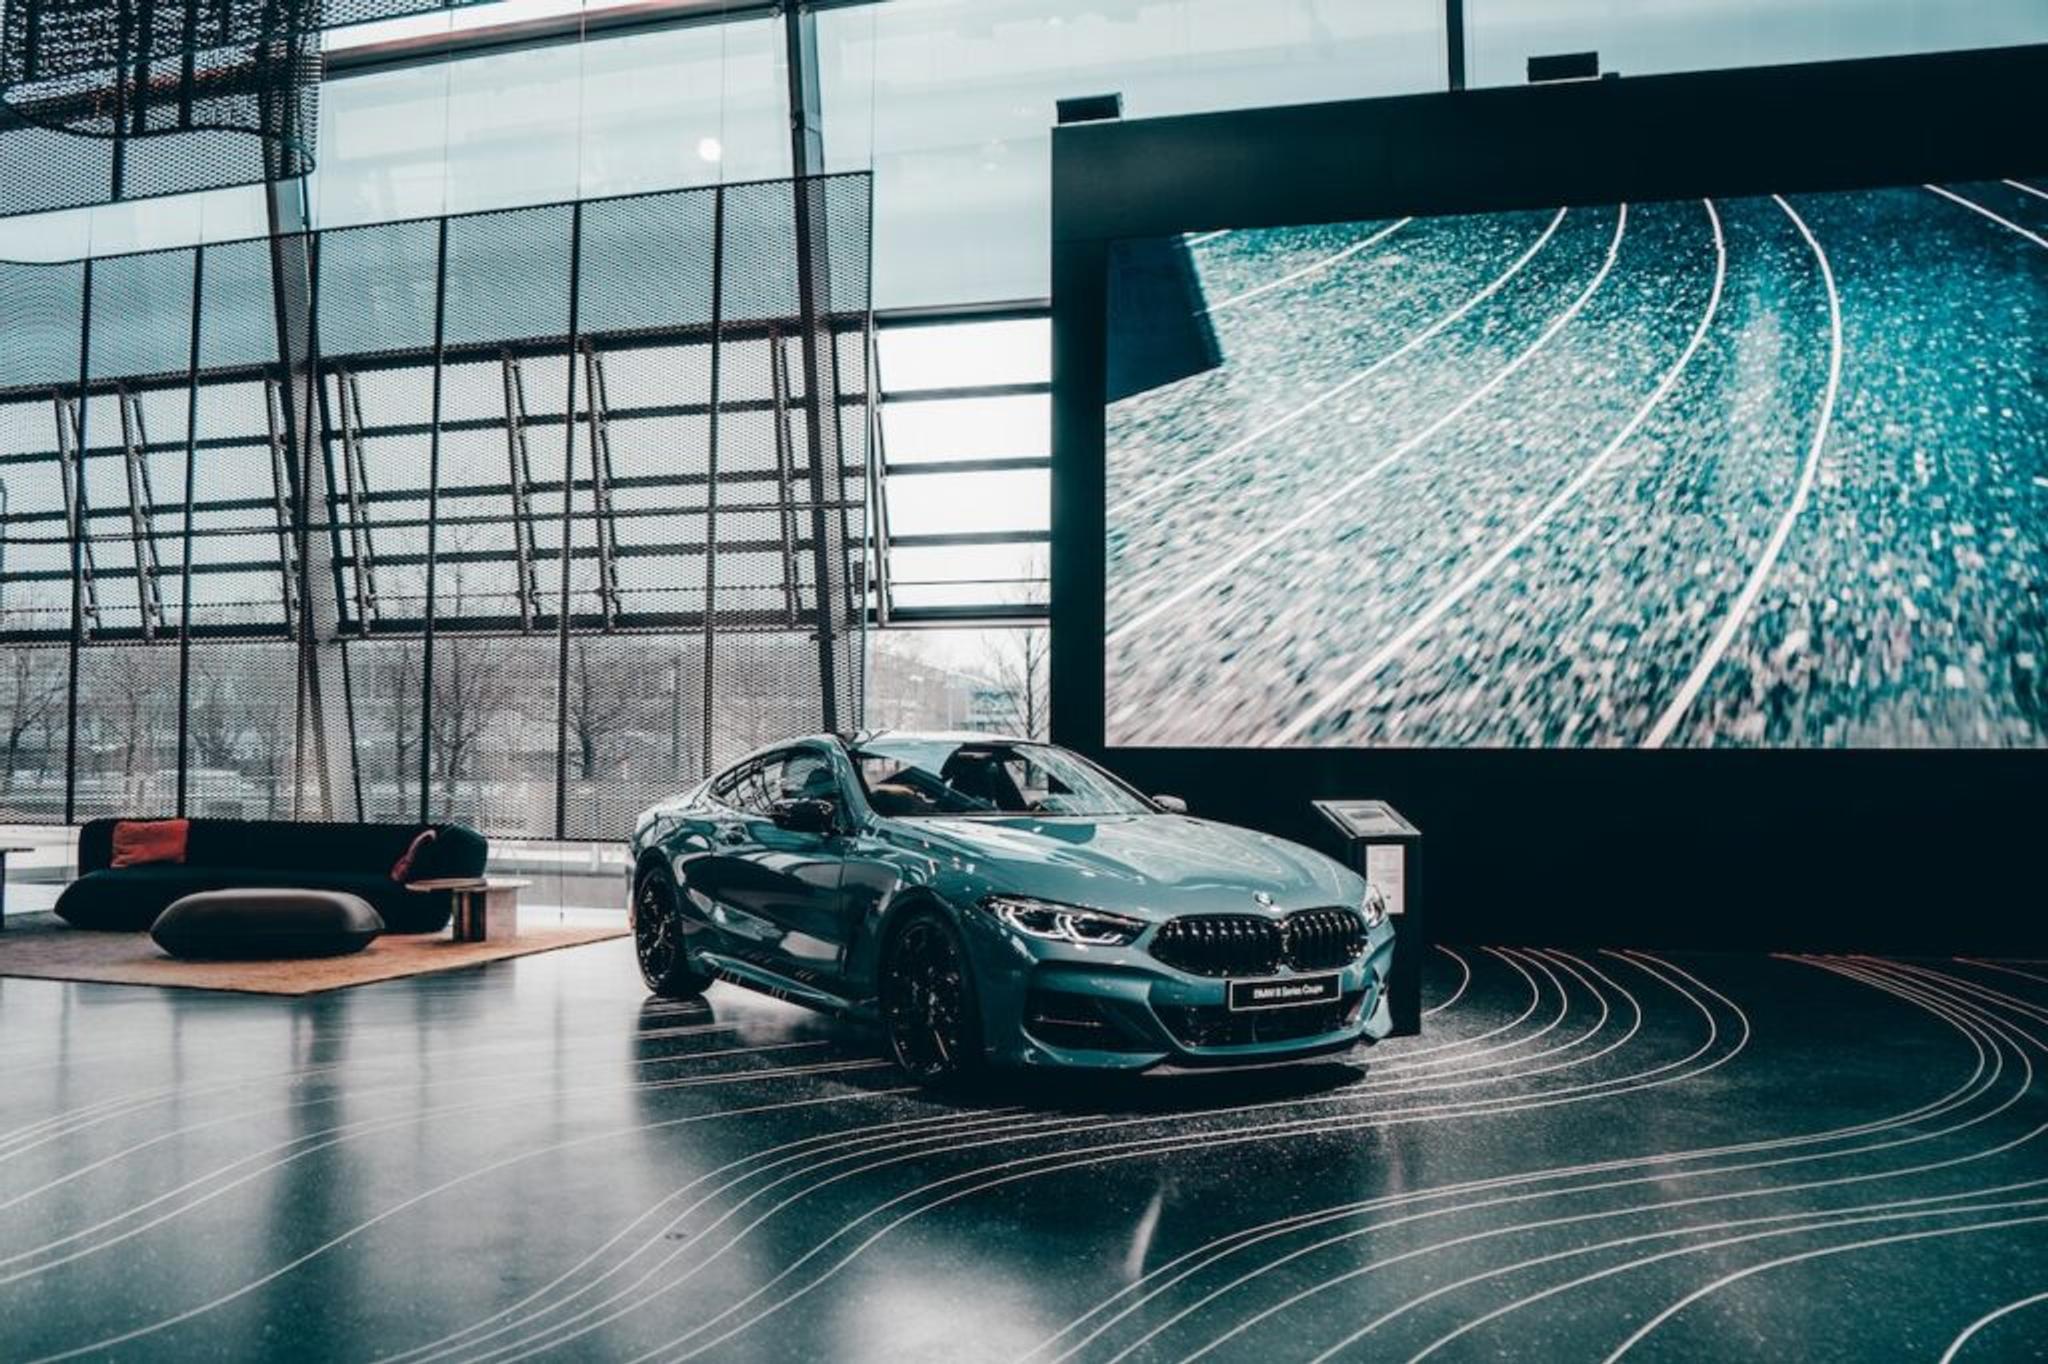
[1314,801,1423,1037]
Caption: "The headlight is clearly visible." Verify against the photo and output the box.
[1359,883,1388,930]
[980,895,1145,947]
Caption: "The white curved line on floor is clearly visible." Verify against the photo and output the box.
[605,952,1739,1364]
[1425,945,1472,1017]
[1200,219,1410,316]
[0,1039,834,1214]
[1273,199,1727,745]
[1185,230,1229,246]
[2004,179,2048,203]
[1939,1288,2048,1363]
[1642,194,1841,748]
[1110,209,1568,518]
[1149,956,2015,1364]
[0,1015,749,1156]
[1105,206,1621,639]
[1601,1212,2048,1364]
[1030,953,1973,1364]
[1331,964,2048,1363]
[401,1102,1141,1364]
[1926,183,2048,250]
[0,1056,892,1282]
[381,1103,1053,1364]
[455,952,1568,1364]
[17,1084,932,1364]
[466,951,1627,1364]
[1958,957,2048,988]
[36,950,1613,1364]
[1878,958,2048,1025]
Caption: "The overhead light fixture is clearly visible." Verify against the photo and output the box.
[697,136,723,163]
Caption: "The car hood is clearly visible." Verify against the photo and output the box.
[881,813,1362,919]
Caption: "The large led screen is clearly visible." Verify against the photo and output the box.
[1104,181,2048,748]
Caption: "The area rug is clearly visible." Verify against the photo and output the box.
[0,911,626,995]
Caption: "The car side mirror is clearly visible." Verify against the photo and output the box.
[1153,794,1188,814]
[771,796,838,835]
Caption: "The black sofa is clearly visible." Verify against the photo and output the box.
[55,819,488,934]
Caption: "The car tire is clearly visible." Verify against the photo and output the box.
[634,863,713,999]
[879,906,986,1088]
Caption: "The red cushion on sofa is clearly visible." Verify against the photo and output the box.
[110,819,191,869]
[390,828,437,883]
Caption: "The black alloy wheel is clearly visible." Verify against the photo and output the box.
[634,865,713,998]
[880,909,984,1086]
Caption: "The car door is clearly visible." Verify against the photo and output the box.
[699,747,851,983]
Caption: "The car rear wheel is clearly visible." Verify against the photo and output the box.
[634,864,713,999]
[880,908,984,1087]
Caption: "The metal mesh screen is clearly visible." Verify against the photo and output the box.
[0,173,873,837]
[0,0,492,216]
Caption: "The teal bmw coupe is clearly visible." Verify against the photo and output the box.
[628,732,1396,1085]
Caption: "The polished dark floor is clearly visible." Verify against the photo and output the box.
[3,936,2046,1362]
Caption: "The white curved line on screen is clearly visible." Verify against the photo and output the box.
[448,950,1628,1363]
[1199,219,1411,316]
[1025,952,1975,1364]
[1272,198,1726,745]
[1309,960,2047,1363]
[1939,1288,2048,1363]
[1643,194,1841,748]
[0,1055,893,1283]
[1926,183,2048,250]
[1426,945,1472,1016]
[570,951,1735,1363]
[1109,207,1569,519]
[1126,955,2011,1364]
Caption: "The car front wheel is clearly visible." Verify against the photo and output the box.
[879,908,985,1087]
[634,864,714,999]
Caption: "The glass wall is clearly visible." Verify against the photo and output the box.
[1466,0,2048,88]
[817,0,1448,309]
[311,15,790,227]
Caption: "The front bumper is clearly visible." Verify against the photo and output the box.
[961,910,1397,1071]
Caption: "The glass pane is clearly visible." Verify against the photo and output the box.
[882,394,1048,463]
[887,468,1048,537]
[1466,0,2048,88]
[878,318,1050,390]
[867,626,1050,738]
[820,0,1447,307]
[311,17,788,229]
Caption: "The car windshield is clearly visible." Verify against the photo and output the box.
[849,738,1154,819]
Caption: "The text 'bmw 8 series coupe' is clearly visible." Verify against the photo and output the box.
[628,733,1396,1085]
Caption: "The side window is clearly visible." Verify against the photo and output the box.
[777,750,839,802]
[710,757,775,816]
[711,749,839,816]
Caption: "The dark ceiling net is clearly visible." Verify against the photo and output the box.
[0,173,874,839]
[0,0,492,217]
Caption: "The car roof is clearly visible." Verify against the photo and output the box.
[709,730,1047,779]
[847,728,1042,748]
